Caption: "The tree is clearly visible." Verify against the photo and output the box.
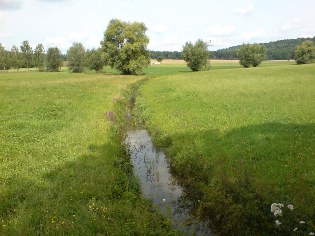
[20,40,33,70]
[84,48,105,72]
[10,45,23,71]
[182,39,210,71]
[0,43,10,71]
[33,43,45,71]
[67,42,85,72]
[156,56,163,63]
[101,19,150,75]
[46,47,63,72]
[294,40,315,64]
[237,44,266,68]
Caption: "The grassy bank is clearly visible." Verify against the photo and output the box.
[0,71,175,235]
[136,63,315,234]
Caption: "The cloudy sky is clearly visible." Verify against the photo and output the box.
[0,0,314,52]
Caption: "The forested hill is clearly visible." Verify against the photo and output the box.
[212,37,315,60]
[150,37,315,61]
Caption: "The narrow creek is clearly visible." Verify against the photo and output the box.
[124,125,213,235]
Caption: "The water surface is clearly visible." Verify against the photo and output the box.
[125,129,212,235]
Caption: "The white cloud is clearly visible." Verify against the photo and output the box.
[44,36,71,50]
[149,34,184,51]
[0,31,12,38]
[204,37,226,48]
[280,18,303,32]
[241,28,265,41]
[44,29,102,52]
[0,12,4,23]
[233,2,254,16]
[207,25,236,37]
[0,0,22,10]
[37,0,70,3]
[152,24,169,34]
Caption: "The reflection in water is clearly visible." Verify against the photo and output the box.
[125,130,212,235]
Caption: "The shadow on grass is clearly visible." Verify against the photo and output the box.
[154,122,315,235]
[0,138,173,235]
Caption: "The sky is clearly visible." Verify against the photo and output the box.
[0,0,315,53]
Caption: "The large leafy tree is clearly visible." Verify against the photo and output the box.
[20,40,33,70]
[33,43,45,71]
[10,45,23,71]
[182,39,210,71]
[67,42,85,73]
[237,44,266,68]
[294,40,315,64]
[84,48,105,72]
[101,19,150,75]
[46,47,63,72]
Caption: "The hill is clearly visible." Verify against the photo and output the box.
[212,36,315,60]
[150,37,315,61]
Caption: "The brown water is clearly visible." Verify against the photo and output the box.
[124,129,213,235]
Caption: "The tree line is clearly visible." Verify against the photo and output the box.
[1,21,314,74]
[0,40,104,73]
[212,37,315,60]
[150,51,182,60]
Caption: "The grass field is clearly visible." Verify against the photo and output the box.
[0,71,175,235]
[1,60,314,235]
[136,62,315,234]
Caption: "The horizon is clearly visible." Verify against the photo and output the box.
[1,0,315,53]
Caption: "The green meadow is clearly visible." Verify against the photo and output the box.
[0,60,314,235]
[136,62,315,234]
[0,71,175,235]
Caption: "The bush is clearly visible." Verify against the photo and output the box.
[46,47,63,72]
[182,39,210,71]
[67,42,85,73]
[294,40,315,64]
[237,44,266,68]
[84,49,105,72]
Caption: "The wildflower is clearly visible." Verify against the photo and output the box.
[274,209,282,217]
[275,220,282,226]
[300,221,305,224]
[309,232,314,236]
[287,204,294,210]
[271,203,284,214]
[162,198,166,202]
[293,228,298,232]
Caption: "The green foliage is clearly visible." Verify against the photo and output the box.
[150,51,182,60]
[46,47,63,72]
[237,43,266,68]
[137,63,315,235]
[67,42,86,73]
[0,43,10,70]
[182,39,210,71]
[20,40,33,70]
[10,45,23,71]
[101,19,150,75]
[33,43,45,71]
[84,48,105,72]
[156,56,163,63]
[294,40,315,64]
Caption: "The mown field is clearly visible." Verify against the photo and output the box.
[136,62,315,234]
[0,71,176,235]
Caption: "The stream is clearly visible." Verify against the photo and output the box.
[124,129,213,235]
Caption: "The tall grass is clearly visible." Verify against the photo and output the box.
[136,63,315,234]
[0,71,175,235]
